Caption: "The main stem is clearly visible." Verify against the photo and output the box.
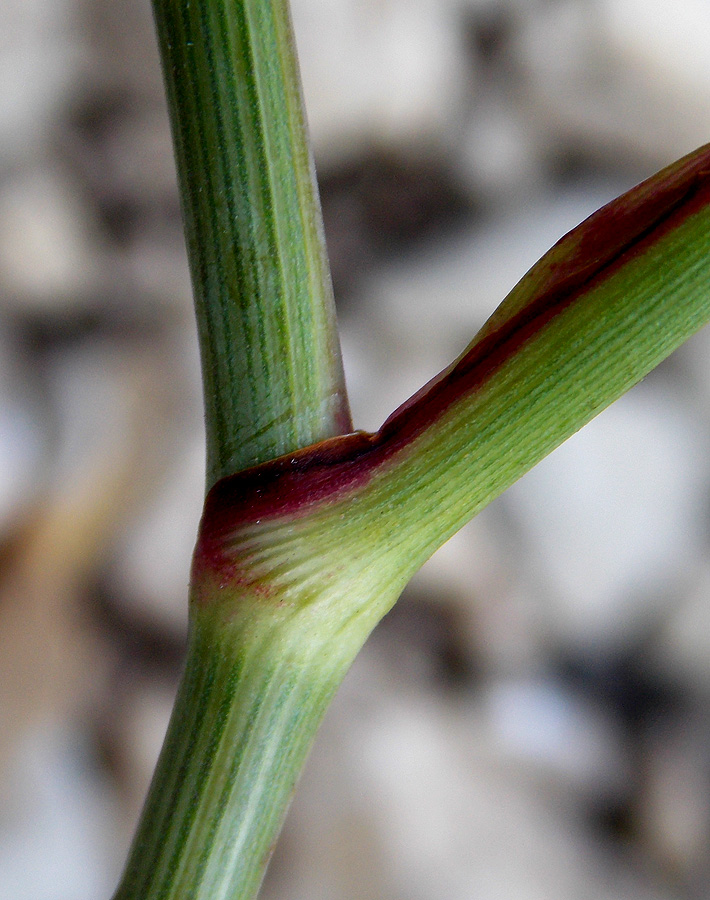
[114,1,357,898]
[113,603,373,900]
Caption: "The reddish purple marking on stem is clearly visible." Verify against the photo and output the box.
[195,145,710,570]
[191,435,387,586]
[193,431,382,576]
[190,553,277,601]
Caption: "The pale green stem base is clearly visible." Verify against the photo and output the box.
[112,605,370,900]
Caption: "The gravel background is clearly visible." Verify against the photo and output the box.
[2,1,710,898]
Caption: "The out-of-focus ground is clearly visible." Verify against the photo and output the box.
[2,1,710,898]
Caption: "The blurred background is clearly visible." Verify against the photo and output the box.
[2,0,710,897]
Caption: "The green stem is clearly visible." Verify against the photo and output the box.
[113,2,359,897]
[152,0,350,486]
[115,0,710,895]
[113,572,398,900]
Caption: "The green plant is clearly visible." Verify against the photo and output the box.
[111,3,710,899]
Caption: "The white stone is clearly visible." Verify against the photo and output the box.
[291,0,469,163]
[0,168,99,311]
[482,678,629,799]
[517,0,710,163]
[457,97,546,204]
[603,0,710,91]
[0,725,118,900]
[0,0,81,163]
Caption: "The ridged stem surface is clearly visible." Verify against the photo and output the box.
[113,2,358,897]
[113,568,404,900]
[152,0,350,486]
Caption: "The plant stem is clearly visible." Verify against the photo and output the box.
[114,0,710,895]
[151,0,350,486]
[114,3,358,897]
[113,565,402,900]
[113,622,329,900]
